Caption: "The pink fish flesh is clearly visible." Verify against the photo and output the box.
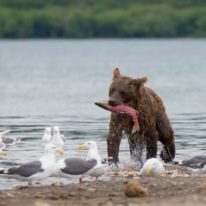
[95,101,140,134]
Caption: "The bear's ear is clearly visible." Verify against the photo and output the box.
[129,76,148,88]
[113,67,120,80]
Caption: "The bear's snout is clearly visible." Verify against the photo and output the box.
[108,99,118,106]
[108,91,123,106]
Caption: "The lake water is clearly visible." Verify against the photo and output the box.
[0,39,206,189]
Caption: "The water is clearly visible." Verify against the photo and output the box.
[0,39,206,189]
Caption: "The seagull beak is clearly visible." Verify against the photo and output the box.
[0,151,8,156]
[78,144,86,149]
[55,148,64,155]
[146,167,153,174]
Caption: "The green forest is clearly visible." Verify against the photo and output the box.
[0,0,206,38]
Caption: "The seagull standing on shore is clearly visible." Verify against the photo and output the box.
[140,158,165,176]
[0,130,21,146]
[181,155,206,169]
[0,144,64,182]
[79,141,106,179]
[55,157,98,183]
[55,141,105,182]
[50,127,65,147]
[81,141,102,164]
[42,127,52,143]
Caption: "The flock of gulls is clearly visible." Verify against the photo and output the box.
[0,127,206,185]
[0,127,106,184]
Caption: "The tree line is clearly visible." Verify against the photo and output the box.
[0,0,205,38]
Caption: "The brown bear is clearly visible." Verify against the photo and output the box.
[105,68,175,164]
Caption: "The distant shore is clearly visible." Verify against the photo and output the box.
[0,0,206,38]
[1,165,206,206]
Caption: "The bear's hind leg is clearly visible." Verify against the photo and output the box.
[157,113,175,162]
[160,143,175,163]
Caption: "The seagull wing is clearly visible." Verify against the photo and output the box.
[182,155,206,168]
[61,134,65,142]
[3,137,14,145]
[7,161,44,177]
[61,158,97,175]
[0,130,10,138]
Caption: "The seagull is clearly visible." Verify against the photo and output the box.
[42,127,52,143]
[181,155,206,169]
[78,141,106,179]
[55,157,98,183]
[0,130,10,139]
[55,141,106,183]
[140,158,165,176]
[2,136,21,146]
[50,126,65,147]
[0,129,21,146]
[0,143,8,157]
[80,141,102,163]
[0,143,64,182]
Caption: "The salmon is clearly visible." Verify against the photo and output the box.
[95,101,140,134]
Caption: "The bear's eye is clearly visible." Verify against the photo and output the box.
[109,87,115,95]
[120,91,126,96]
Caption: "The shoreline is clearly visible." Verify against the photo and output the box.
[1,165,206,206]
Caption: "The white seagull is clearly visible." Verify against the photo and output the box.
[55,157,98,183]
[0,130,10,139]
[140,158,165,176]
[81,141,102,163]
[79,141,106,179]
[42,127,52,143]
[55,141,106,182]
[0,130,21,146]
[0,144,64,182]
[50,126,65,147]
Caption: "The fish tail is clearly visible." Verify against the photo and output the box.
[131,125,140,134]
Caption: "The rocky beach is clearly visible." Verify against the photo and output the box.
[0,165,206,206]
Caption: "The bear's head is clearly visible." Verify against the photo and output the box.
[108,68,148,107]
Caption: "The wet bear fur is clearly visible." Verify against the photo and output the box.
[107,68,175,164]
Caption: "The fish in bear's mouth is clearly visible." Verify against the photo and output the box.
[95,101,140,134]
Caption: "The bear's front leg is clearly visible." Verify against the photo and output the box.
[156,112,175,162]
[128,133,145,166]
[107,114,123,164]
[107,131,122,164]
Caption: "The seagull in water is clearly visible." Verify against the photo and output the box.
[50,126,65,147]
[0,130,10,139]
[55,141,105,183]
[0,144,64,183]
[0,130,21,146]
[0,143,8,157]
[140,158,165,176]
[42,127,52,143]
